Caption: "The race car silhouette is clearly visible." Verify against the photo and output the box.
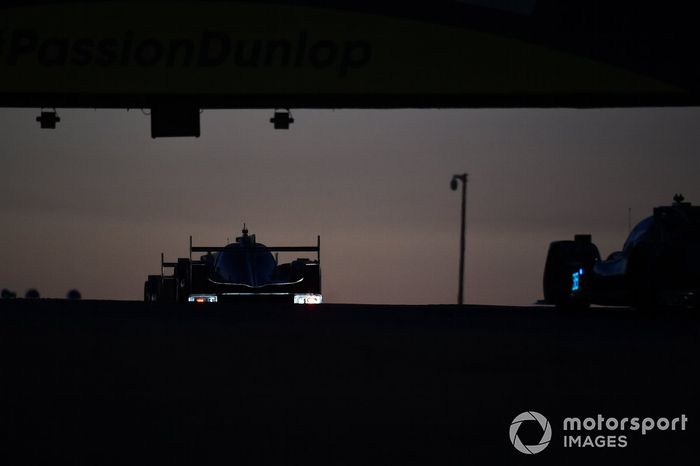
[144,227,321,304]
[543,195,700,310]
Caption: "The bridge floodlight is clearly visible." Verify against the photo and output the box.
[36,110,60,129]
[270,109,294,129]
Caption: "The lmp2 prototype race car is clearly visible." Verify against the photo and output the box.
[144,227,322,304]
[543,195,700,310]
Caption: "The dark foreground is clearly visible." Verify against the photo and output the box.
[0,300,698,465]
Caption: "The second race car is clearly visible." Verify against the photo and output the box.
[543,195,700,310]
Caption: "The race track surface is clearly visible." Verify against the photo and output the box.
[0,300,697,465]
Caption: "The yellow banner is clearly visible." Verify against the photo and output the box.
[0,2,680,97]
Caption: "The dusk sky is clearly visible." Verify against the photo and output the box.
[2,107,699,305]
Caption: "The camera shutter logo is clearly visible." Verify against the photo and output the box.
[510,411,552,454]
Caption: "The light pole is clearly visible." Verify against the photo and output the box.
[451,173,468,305]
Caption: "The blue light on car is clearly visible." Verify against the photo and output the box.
[571,272,580,292]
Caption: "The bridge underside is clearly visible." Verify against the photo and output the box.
[2,1,699,135]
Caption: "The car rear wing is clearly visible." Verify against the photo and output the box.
[189,235,320,260]
[160,235,321,278]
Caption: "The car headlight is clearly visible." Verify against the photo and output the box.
[293,293,323,305]
[188,294,218,303]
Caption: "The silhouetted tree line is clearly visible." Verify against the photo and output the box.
[1,288,82,299]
